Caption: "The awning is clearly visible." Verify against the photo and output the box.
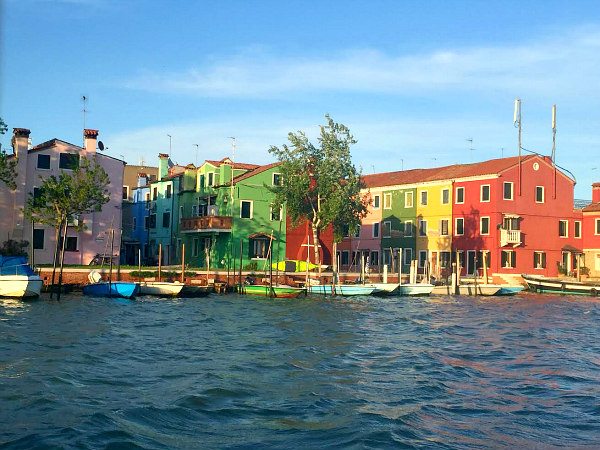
[248,232,276,240]
[562,244,583,254]
[503,213,521,218]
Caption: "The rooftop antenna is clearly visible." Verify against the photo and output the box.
[514,98,522,196]
[466,138,474,162]
[371,164,376,174]
[228,137,236,215]
[193,144,199,166]
[551,104,557,163]
[400,158,404,171]
[167,134,172,160]
[82,95,88,145]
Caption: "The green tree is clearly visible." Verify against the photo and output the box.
[0,117,17,190]
[269,115,368,276]
[25,157,110,297]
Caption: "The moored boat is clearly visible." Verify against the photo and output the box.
[397,283,435,296]
[82,281,140,299]
[308,284,376,296]
[0,256,43,299]
[431,284,501,296]
[139,281,184,297]
[367,282,400,295]
[271,260,320,273]
[180,285,212,297]
[522,274,600,296]
[240,284,305,298]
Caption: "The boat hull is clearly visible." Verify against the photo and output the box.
[0,275,43,298]
[431,284,501,296]
[179,285,212,297]
[396,284,434,296]
[308,284,376,296]
[367,283,400,295]
[271,260,319,273]
[139,281,184,297]
[241,285,305,298]
[522,274,600,296]
[83,282,139,299]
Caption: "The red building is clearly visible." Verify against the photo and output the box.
[285,218,334,266]
[451,154,580,278]
[581,183,600,277]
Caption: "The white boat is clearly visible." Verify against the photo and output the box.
[522,274,600,296]
[367,283,400,295]
[431,284,500,296]
[139,281,185,297]
[0,257,43,299]
[397,283,435,296]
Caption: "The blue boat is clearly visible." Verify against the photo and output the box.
[308,284,375,296]
[496,286,525,296]
[83,281,140,299]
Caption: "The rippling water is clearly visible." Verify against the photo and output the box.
[1,293,599,449]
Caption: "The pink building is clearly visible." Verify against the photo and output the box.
[0,128,125,265]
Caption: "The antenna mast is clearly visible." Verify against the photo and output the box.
[82,95,88,145]
[551,104,557,163]
[514,98,522,196]
[466,138,474,162]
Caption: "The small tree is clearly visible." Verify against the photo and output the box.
[0,239,29,256]
[269,115,368,277]
[25,157,110,297]
[0,117,17,190]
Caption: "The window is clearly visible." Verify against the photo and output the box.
[373,195,380,209]
[455,187,464,204]
[382,221,392,238]
[596,219,600,235]
[420,190,428,206]
[272,173,282,186]
[270,205,282,221]
[32,187,43,205]
[59,153,79,170]
[251,238,269,259]
[354,226,361,238]
[476,251,491,270]
[503,182,514,200]
[559,220,568,238]
[574,221,581,238]
[480,217,490,235]
[403,248,413,265]
[405,192,413,208]
[145,192,151,202]
[166,184,172,198]
[207,172,214,186]
[418,250,427,268]
[441,188,450,205]
[192,238,199,257]
[148,214,156,229]
[144,216,149,230]
[373,222,380,238]
[33,229,44,250]
[501,250,516,268]
[37,154,50,169]
[122,186,129,200]
[180,206,184,224]
[404,221,413,237]
[535,186,544,203]
[534,251,547,269]
[384,193,392,209]
[418,219,427,236]
[240,200,252,219]
[481,185,490,202]
[152,187,158,200]
[440,219,449,236]
[65,236,78,252]
[132,217,137,231]
[341,251,349,265]
[440,251,451,269]
[162,212,170,228]
[455,218,464,236]
[458,251,465,269]
[370,251,379,266]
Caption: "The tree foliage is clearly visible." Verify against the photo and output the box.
[269,115,368,268]
[24,157,111,228]
[0,239,29,256]
[0,117,17,190]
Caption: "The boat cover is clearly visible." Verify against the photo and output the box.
[0,256,35,276]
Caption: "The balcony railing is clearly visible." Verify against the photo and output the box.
[180,215,232,233]
[500,228,521,247]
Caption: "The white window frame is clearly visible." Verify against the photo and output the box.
[270,205,283,221]
[418,219,427,237]
[574,220,581,238]
[440,218,449,236]
[403,248,413,265]
[122,185,130,201]
[418,250,428,268]
[240,200,253,219]
[455,218,465,236]
[420,190,428,206]
[559,219,569,238]
[372,194,380,209]
[272,173,282,186]
[455,187,465,204]
[441,188,450,205]
[207,172,215,187]
[382,220,392,238]
[480,184,491,202]
[405,191,413,208]
[502,250,516,268]
[404,220,413,237]
[480,216,490,235]
[503,182,514,200]
[535,186,545,203]
[596,219,600,235]
[534,251,546,269]
[383,193,392,209]
[373,222,380,238]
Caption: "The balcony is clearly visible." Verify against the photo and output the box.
[180,215,232,233]
[500,228,522,247]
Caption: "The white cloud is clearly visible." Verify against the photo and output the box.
[123,27,600,100]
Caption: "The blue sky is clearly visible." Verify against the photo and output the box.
[1,0,600,198]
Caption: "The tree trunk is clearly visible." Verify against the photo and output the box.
[49,222,62,300]
[57,217,68,301]
[311,224,321,281]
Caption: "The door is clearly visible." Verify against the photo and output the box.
[467,250,476,276]
[596,254,600,272]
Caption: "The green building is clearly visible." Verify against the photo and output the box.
[380,187,417,273]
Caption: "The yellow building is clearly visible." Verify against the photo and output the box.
[415,181,453,278]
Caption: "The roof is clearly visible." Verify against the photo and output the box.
[582,202,600,212]
[228,162,281,185]
[362,155,544,188]
[205,157,260,171]
[29,138,83,153]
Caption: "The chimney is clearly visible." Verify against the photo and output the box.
[83,129,99,155]
[158,153,169,179]
[592,182,600,203]
[11,128,31,158]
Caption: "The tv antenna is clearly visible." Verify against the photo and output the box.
[466,138,474,161]
[551,104,557,163]
[193,144,199,166]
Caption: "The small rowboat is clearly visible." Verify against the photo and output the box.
[522,274,600,296]
[307,284,376,296]
[397,283,435,296]
[82,281,140,299]
[431,284,501,296]
[240,284,306,298]
[271,260,320,273]
[139,281,184,297]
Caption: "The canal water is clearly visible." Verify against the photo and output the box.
[1,293,599,449]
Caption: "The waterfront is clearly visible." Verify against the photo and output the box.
[1,294,599,449]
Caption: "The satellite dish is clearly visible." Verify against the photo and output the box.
[97,141,105,151]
